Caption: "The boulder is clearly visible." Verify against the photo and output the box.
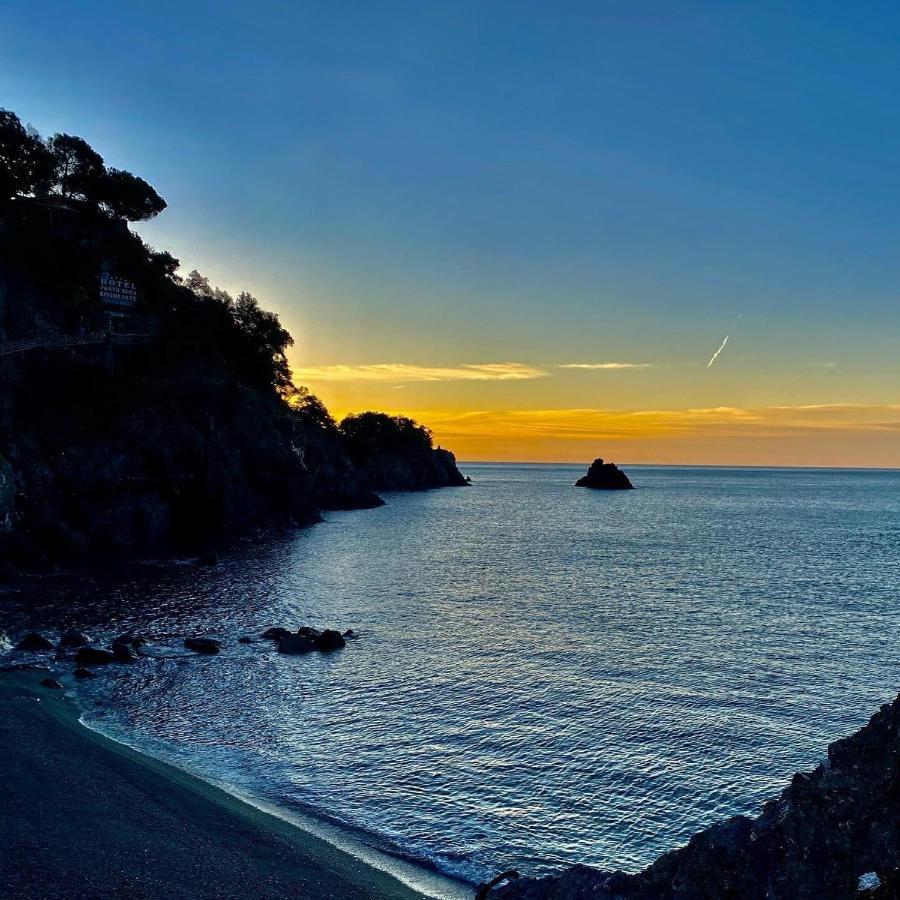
[238,636,253,644]
[111,641,139,662]
[15,632,53,652]
[73,667,95,679]
[59,628,92,648]
[113,631,147,648]
[575,458,634,490]
[184,637,221,655]
[40,677,63,690]
[74,646,115,665]
[315,629,347,652]
[261,627,292,641]
[343,628,356,638]
[297,626,321,638]
[276,634,318,655]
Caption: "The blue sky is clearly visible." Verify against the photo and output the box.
[4,2,900,461]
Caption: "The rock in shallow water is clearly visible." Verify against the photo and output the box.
[59,628,92,648]
[74,646,115,665]
[111,642,139,662]
[113,631,148,649]
[15,632,54,652]
[261,627,292,641]
[39,677,63,690]
[276,629,347,654]
[276,634,318,655]
[184,637,222,655]
[315,629,346,651]
[73,667,95,679]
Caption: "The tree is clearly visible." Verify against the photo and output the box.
[184,273,296,394]
[340,412,434,461]
[47,133,104,200]
[283,384,336,429]
[233,291,294,392]
[148,249,180,282]
[0,109,54,200]
[98,168,166,221]
[184,269,213,297]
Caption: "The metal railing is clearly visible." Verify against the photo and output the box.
[0,331,155,358]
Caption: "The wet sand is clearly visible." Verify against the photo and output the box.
[0,671,434,900]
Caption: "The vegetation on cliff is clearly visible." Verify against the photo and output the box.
[0,107,466,569]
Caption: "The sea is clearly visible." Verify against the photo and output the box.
[3,463,900,894]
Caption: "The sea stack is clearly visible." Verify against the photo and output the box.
[575,458,634,490]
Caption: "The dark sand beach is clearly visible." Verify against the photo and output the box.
[0,671,432,900]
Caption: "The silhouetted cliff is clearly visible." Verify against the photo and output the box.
[0,108,466,570]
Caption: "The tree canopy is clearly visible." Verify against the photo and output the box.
[47,133,104,200]
[0,109,167,222]
[97,168,166,221]
[182,270,295,395]
[339,412,434,460]
[0,110,54,199]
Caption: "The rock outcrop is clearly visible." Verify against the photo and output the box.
[575,458,634,490]
[340,412,469,492]
[498,693,900,900]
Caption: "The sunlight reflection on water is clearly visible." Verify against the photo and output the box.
[4,464,900,884]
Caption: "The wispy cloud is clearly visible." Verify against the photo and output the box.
[374,403,900,443]
[558,362,653,370]
[332,404,900,464]
[707,335,729,368]
[291,362,548,383]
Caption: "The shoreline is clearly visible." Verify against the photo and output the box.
[76,704,472,900]
[0,670,469,900]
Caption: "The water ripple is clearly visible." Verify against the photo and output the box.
[3,464,900,885]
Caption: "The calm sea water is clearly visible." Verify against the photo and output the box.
[4,464,900,887]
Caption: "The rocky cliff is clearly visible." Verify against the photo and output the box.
[0,196,466,571]
[497,694,900,899]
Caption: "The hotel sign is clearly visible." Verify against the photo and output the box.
[99,272,137,308]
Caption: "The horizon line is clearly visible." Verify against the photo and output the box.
[455,460,900,472]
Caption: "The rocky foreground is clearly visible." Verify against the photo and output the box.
[496,694,900,899]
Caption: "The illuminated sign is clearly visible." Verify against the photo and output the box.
[99,272,137,308]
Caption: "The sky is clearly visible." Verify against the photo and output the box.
[3,1,900,464]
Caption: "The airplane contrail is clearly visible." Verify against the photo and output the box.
[707,335,729,368]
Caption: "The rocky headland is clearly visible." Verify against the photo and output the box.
[0,108,467,572]
[496,693,900,899]
[575,458,634,490]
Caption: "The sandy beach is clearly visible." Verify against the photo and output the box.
[0,671,439,900]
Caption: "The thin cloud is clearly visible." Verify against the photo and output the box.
[291,362,548,383]
[707,335,729,368]
[389,404,900,443]
[558,362,653,370]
